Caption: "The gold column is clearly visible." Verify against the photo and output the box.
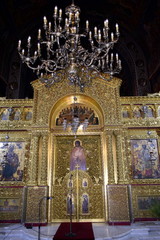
[38,133,49,185]
[27,132,40,185]
[154,104,159,118]
[106,131,115,184]
[114,130,125,183]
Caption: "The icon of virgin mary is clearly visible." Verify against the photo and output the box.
[70,140,86,171]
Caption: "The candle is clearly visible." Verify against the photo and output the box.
[116,53,118,61]
[18,40,21,49]
[104,19,108,28]
[86,20,89,29]
[98,33,101,41]
[116,23,119,32]
[38,29,41,39]
[111,32,114,41]
[43,16,47,25]
[94,27,97,36]
[65,18,68,26]
[49,22,51,31]
[59,9,62,18]
[22,49,25,55]
[54,6,58,15]
[38,43,40,53]
[89,31,92,40]
[28,36,31,44]
[34,51,37,57]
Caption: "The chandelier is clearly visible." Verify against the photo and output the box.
[17,0,122,91]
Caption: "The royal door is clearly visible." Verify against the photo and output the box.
[50,135,105,222]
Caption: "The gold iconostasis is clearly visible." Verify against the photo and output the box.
[0,75,160,224]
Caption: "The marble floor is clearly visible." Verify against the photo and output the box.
[1,221,160,240]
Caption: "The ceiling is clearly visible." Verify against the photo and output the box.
[0,0,159,99]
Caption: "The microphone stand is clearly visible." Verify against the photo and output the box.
[66,174,76,237]
[38,196,52,240]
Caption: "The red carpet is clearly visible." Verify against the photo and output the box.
[53,222,94,240]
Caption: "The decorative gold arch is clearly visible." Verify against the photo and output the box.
[49,93,104,129]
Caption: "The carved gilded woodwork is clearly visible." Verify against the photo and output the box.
[51,135,105,222]
[131,185,160,219]
[107,185,130,222]
[0,75,160,222]
[25,186,48,223]
[0,187,24,221]
[51,170,105,222]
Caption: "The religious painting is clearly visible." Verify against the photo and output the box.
[0,141,26,181]
[67,178,73,188]
[56,104,99,126]
[137,196,160,210]
[0,198,20,212]
[70,140,86,171]
[82,178,88,187]
[131,139,160,179]
[81,194,89,214]
[133,106,142,118]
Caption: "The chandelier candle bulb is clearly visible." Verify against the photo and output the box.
[86,20,89,30]
[94,27,97,36]
[59,9,62,18]
[34,51,37,56]
[43,16,47,25]
[28,36,31,44]
[116,23,119,33]
[116,53,118,61]
[48,22,51,31]
[54,6,58,15]
[22,49,24,55]
[104,19,109,28]
[89,31,92,40]
[98,33,101,41]
[38,29,41,39]
[18,40,21,50]
[111,32,114,41]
